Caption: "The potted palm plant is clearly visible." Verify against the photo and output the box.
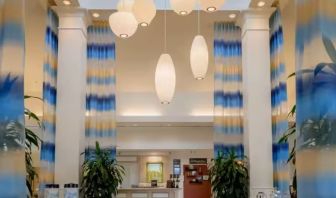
[209,151,249,198]
[81,141,125,198]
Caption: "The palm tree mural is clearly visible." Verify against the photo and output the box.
[0,73,42,196]
[298,35,336,149]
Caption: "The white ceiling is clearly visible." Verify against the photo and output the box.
[79,0,251,10]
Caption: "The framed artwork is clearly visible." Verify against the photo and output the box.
[146,162,163,183]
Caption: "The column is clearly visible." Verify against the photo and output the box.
[238,9,275,197]
[54,8,88,186]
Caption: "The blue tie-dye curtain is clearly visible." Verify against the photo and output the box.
[213,22,244,158]
[85,21,117,159]
[0,0,26,196]
[296,0,336,197]
[40,8,58,187]
[270,9,290,194]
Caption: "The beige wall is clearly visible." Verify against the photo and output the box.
[24,0,46,116]
[24,0,47,166]
[281,0,296,113]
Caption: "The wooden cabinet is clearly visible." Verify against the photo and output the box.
[183,165,211,198]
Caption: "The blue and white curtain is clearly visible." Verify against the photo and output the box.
[86,21,117,159]
[270,9,289,194]
[296,0,336,197]
[213,23,244,158]
[40,8,58,187]
[0,0,26,196]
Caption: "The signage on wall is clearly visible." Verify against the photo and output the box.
[189,158,207,164]
[173,159,181,175]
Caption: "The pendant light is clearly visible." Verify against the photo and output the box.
[109,0,138,38]
[155,0,176,104]
[170,0,196,16]
[200,0,225,12]
[133,0,157,27]
[190,2,208,80]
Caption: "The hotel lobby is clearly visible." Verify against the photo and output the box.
[0,0,336,197]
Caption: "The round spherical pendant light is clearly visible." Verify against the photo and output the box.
[200,0,225,12]
[132,0,156,27]
[170,0,196,15]
[155,54,176,104]
[190,35,208,80]
[109,11,138,38]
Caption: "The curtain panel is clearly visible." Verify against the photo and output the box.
[269,9,290,194]
[0,0,26,196]
[85,21,117,159]
[296,0,336,197]
[213,22,244,158]
[40,8,59,187]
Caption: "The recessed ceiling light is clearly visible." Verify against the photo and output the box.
[140,22,149,27]
[206,7,216,12]
[179,11,188,15]
[92,13,100,18]
[63,0,71,5]
[229,13,236,19]
[120,34,129,38]
[257,1,266,7]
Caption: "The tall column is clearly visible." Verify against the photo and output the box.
[238,9,275,197]
[54,8,88,186]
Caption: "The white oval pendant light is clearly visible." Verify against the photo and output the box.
[190,35,208,80]
[109,11,138,38]
[132,0,156,27]
[200,0,225,12]
[170,0,196,15]
[155,54,176,104]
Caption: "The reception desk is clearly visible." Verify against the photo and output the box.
[117,188,181,198]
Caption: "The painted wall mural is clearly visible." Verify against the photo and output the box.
[0,0,26,196]
[296,0,336,197]
[270,9,290,195]
[40,8,59,188]
[213,22,244,158]
[85,21,117,159]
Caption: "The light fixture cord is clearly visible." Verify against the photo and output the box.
[198,0,200,35]
[164,0,167,53]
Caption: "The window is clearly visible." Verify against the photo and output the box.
[146,163,163,183]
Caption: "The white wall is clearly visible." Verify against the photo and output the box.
[280,0,296,112]
[117,126,213,150]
